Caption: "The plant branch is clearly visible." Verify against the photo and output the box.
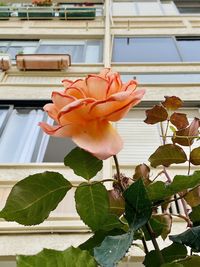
[188,145,191,176]
[145,222,164,264]
[72,179,118,188]
[113,155,124,191]
[141,237,149,254]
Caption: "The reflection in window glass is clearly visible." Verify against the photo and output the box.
[162,1,178,15]
[112,37,181,62]
[136,1,162,15]
[112,2,136,16]
[122,73,200,84]
[37,40,102,63]
[177,39,200,61]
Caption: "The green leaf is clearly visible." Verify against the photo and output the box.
[190,147,200,165]
[79,229,125,256]
[100,214,123,231]
[178,256,200,266]
[0,172,71,225]
[170,226,200,252]
[75,182,109,231]
[149,144,187,168]
[161,263,183,267]
[147,171,200,202]
[123,179,152,229]
[64,147,103,180]
[94,231,134,267]
[189,205,200,226]
[143,214,172,241]
[143,243,187,267]
[17,246,97,267]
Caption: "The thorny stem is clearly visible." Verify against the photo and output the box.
[151,170,164,183]
[188,145,191,176]
[113,155,124,191]
[163,167,172,182]
[141,237,149,254]
[145,222,164,265]
[170,213,192,227]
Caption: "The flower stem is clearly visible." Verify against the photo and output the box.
[113,155,124,192]
[142,237,149,254]
[145,222,164,264]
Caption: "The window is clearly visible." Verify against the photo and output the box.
[112,0,178,16]
[121,73,200,84]
[112,37,200,63]
[174,0,200,14]
[36,40,103,63]
[176,37,200,62]
[112,37,181,62]
[0,39,103,63]
[0,104,76,163]
[116,108,200,165]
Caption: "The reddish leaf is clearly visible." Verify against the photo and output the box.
[173,118,199,146]
[190,147,200,165]
[184,186,200,207]
[153,214,172,240]
[162,96,183,111]
[108,189,125,217]
[149,144,187,168]
[133,164,151,185]
[144,105,168,124]
[170,112,189,130]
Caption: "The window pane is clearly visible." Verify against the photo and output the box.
[112,37,181,62]
[136,1,163,15]
[162,2,178,15]
[122,73,200,84]
[7,47,23,60]
[112,2,136,16]
[177,39,200,61]
[37,45,84,62]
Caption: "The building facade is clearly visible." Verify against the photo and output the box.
[0,0,200,266]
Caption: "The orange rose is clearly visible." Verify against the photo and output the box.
[39,69,145,160]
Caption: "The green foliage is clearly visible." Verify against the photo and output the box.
[64,147,103,180]
[178,256,200,266]
[0,172,72,225]
[147,171,200,202]
[143,214,172,241]
[123,179,152,229]
[149,144,187,168]
[189,205,200,226]
[143,243,187,267]
[79,229,125,256]
[170,226,200,252]
[190,147,200,165]
[94,231,134,267]
[17,246,97,267]
[75,182,121,231]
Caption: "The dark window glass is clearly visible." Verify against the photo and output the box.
[177,39,200,61]
[112,37,181,62]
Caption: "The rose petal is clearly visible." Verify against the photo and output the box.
[65,87,86,99]
[121,80,138,91]
[107,74,122,97]
[99,68,111,78]
[39,122,78,137]
[89,90,139,119]
[58,98,95,124]
[43,103,59,122]
[86,75,109,100]
[62,79,74,88]
[72,120,123,160]
[52,91,75,109]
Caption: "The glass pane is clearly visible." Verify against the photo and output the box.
[0,109,8,127]
[37,45,84,62]
[112,2,136,16]
[7,47,23,60]
[0,46,7,53]
[177,39,200,61]
[162,2,178,15]
[136,1,163,15]
[112,37,181,62]
[86,40,102,63]
[177,7,200,14]
[122,73,200,83]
